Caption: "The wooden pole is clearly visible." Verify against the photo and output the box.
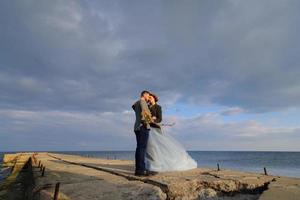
[53,182,60,200]
[217,163,220,171]
[42,167,46,177]
[264,167,268,175]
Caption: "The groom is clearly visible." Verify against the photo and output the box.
[132,90,152,176]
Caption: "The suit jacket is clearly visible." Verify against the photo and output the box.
[132,99,151,131]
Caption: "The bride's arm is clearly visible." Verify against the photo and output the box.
[156,105,162,123]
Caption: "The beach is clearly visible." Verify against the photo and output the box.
[1,152,300,200]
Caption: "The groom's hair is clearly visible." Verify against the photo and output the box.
[140,90,150,97]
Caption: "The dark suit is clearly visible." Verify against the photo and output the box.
[132,100,150,173]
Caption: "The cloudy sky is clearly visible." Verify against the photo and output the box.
[1,0,299,152]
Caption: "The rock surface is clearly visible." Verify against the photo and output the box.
[33,153,166,200]
[259,176,300,200]
[2,153,300,200]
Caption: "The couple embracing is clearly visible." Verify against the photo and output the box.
[132,90,197,176]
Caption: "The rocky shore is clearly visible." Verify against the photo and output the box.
[1,152,299,200]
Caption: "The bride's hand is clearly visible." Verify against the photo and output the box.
[150,122,161,129]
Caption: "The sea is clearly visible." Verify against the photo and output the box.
[1,151,300,181]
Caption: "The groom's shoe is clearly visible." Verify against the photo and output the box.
[147,171,158,176]
[134,170,149,176]
[146,170,158,176]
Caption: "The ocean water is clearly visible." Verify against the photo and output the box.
[52,151,300,178]
[1,151,299,179]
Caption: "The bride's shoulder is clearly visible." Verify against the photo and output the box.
[157,104,162,111]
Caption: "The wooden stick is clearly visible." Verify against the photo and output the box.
[42,167,46,177]
[53,182,60,200]
[161,122,176,127]
[264,167,268,175]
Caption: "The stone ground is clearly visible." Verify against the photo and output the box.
[4,153,300,200]
[33,153,166,200]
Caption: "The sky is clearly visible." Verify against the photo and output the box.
[0,0,300,151]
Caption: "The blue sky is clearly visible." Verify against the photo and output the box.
[0,0,300,151]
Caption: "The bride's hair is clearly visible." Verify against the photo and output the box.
[150,93,159,102]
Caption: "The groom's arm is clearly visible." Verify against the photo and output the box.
[140,99,152,127]
[140,99,150,113]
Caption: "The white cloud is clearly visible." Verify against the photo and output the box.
[0,1,300,151]
[163,112,299,150]
[2,108,298,151]
[221,107,244,116]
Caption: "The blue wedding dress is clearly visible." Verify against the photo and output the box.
[145,127,197,172]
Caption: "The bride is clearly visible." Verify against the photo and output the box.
[145,93,197,173]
